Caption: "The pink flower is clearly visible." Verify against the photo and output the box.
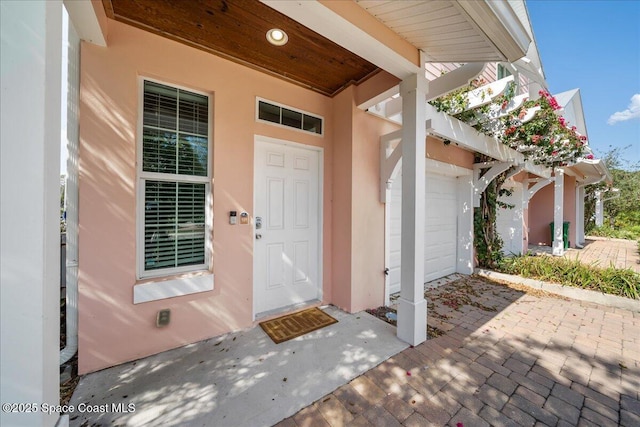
[518,109,527,120]
[531,135,541,143]
[552,150,559,156]
[586,154,594,159]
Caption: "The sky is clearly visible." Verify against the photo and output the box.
[527,0,640,170]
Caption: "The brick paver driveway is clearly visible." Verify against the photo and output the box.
[280,276,640,427]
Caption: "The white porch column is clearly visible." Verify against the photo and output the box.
[457,174,474,274]
[1,1,62,426]
[552,168,565,256]
[575,185,586,247]
[397,74,427,345]
[595,190,603,227]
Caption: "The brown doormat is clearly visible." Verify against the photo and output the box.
[259,307,338,344]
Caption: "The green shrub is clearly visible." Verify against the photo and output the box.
[498,255,640,300]
[589,225,640,241]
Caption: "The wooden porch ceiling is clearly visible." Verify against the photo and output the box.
[102,0,380,97]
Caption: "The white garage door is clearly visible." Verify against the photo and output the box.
[388,170,458,295]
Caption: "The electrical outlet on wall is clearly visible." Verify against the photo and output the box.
[156,309,171,327]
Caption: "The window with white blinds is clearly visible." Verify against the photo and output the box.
[138,80,211,278]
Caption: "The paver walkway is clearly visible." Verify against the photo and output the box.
[531,236,640,272]
[281,276,640,427]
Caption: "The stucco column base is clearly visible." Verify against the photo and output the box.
[397,297,427,346]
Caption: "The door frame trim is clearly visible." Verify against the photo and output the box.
[252,135,324,320]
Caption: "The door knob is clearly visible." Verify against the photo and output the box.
[256,233,262,240]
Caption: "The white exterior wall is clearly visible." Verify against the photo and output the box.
[1,1,63,426]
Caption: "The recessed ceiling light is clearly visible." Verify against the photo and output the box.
[266,28,288,46]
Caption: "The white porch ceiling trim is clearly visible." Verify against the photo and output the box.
[261,0,420,79]
[455,0,530,62]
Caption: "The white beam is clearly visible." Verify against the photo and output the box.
[358,85,399,111]
[426,103,522,163]
[63,0,106,46]
[457,75,515,114]
[426,62,486,101]
[424,104,551,179]
[523,161,551,179]
[262,0,420,79]
[552,168,565,255]
[397,73,427,346]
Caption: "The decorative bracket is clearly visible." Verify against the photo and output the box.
[524,177,553,208]
[473,161,515,207]
[380,130,402,203]
[505,165,524,182]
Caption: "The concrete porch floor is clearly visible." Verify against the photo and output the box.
[68,306,409,427]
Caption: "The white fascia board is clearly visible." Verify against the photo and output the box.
[455,0,530,62]
[524,161,551,179]
[63,0,106,46]
[261,1,420,79]
[572,158,612,185]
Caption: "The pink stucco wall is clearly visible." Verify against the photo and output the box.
[78,20,336,374]
[330,86,401,313]
[529,174,577,247]
[426,137,475,168]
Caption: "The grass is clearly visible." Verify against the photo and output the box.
[588,225,640,241]
[498,254,640,300]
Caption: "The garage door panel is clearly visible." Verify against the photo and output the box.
[388,170,458,294]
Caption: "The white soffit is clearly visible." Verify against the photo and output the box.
[356,0,530,62]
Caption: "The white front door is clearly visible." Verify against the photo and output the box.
[254,138,321,316]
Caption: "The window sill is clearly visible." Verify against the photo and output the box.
[133,273,214,304]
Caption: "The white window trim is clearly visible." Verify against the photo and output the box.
[136,77,214,290]
[133,274,214,304]
[255,97,324,137]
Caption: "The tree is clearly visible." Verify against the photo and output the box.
[585,146,640,236]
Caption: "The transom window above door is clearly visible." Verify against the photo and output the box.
[256,98,323,136]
